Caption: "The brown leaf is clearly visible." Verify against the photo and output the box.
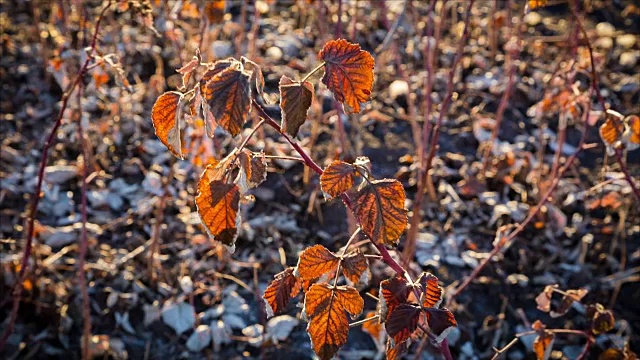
[424,308,457,342]
[296,245,340,281]
[415,272,443,308]
[319,39,374,113]
[353,179,407,246]
[535,285,556,313]
[533,332,555,360]
[386,338,409,360]
[279,75,314,137]
[385,303,421,346]
[196,169,240,250]
[320,160,356,198]
[263,267,301,316]
[341,251,368,285]
[304,284,364,360]
[236,150,267,191]
[587,303,615,335]
[203,0,225,24]
[151,91,185,159]
[378,276,411,322]
[550,288,588,318]
[202,62,251,137]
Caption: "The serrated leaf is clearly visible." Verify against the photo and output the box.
[320,160,356,198]
[415,272,443,308]
[353,179,407,246]
[151,91,185,159]
[279,75,314,137]
[385,303,421,346]
[424,308,457,343]
[378,276,411,322]
[236,150,267,192]
[202,62,251,137]
[319,39,374,113]
[196,168,241,250]
[341,251,368,285]
[296,245,340,281]
[303,284,364,360]
[263,267,301,317]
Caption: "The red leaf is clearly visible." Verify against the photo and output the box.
[378,276,411,322]
[320,160,356,198]
[424,308,457,342]
[385,303,421,345]
[319,39,374,113]
[353,179,407,246]
[263,267,301,316]
[279,75,314,137]
[202,61,251,137]
[151,91,185,159]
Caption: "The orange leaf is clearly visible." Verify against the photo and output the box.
[625,114,640,151]
[296,245,339,280]
[385,303,421,345]
[304,284,364,360]
[236,150,267,192]
[279,75,314,137]
[425,308,457,342]
[415,272,443,308]
[320,160,356,198]
[386,338,408,360]
[378,276,411,322]
[600,110,625,156]
[202,61,251,137]
[196,169,241,250]
[319,39,374,113]
[353,179,407,246]
[361,311,384,348]
[263,267,301,316]
[203,0,225,24]
[535,284,556,313]
[341,251,368,285]
[533,332,555,360]
[528,0,548,10]
[550,288,588,318]
[151,91,185,159]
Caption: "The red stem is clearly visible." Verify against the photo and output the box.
[0,2,111,351]
[614,148,640,202]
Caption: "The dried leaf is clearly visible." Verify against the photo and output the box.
[304,284,364,360]
[353,179,407,246]
[203,0,225,24]
[296,244,340,281]
[361,311,384,348]
[385,303,421,345]
[202,62,251,137]
[320,160,356,198]
[416,272,443,308]
[386,338,409,360]
[535,285,556,313]
[625,114,640,151]
[236,150,267,192]
[533,332,555,360]
[263,267,301,317]
[151,91,185,159]
[196,169,241,250]
[341,251,368,285]
[587,303,615,335]
[550,288,588,318]
[424,308,457,342]
[279,75,314,137]
[378,276,411,322]
[528,0,548,10]
[600,110,625,156]
[319,39,375,113]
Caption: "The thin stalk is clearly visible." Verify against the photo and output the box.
[301,62,326,83]
[614,148,640,202]
[0,2,111,350]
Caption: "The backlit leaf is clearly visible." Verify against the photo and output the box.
[202,62,251,137]
[320,160,356,198]
[535,285,556,313]
[416,272,443,308]
[600,110,625,156]
[296,245,339,281]
[385,303,421,346]
[361,311,384,349]
[196,168,241,250]
[236,150,267,192]
[386,338,408,360]
[151,91,185,159]
[200,59,235,137]
[203,0,225,24]
[263,267,301,317]
[353,179,407,246]
[279,75,314,137]
[528,0,547,10]
[341,251,368,285]
[319,39,374,113]
[303,284,364,360]
[424,308,457,343]
[533,332,555,360]
[378,276,411,322]
[625,114,640,151]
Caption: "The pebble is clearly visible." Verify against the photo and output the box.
[594,36,613,50]
[265,46,283,62]
[211,40,234,59]
[617,34,637,49]
[274,35,302,58]
[524,12,542,26]
[595,22,615,37]
[388,80,409,100]
[620,51,638,68]
[44,165,78,184]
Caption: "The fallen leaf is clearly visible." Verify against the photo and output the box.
[162,302,195,335]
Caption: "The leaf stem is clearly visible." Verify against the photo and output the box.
[301,61,326,83]
[349,314,379,328]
